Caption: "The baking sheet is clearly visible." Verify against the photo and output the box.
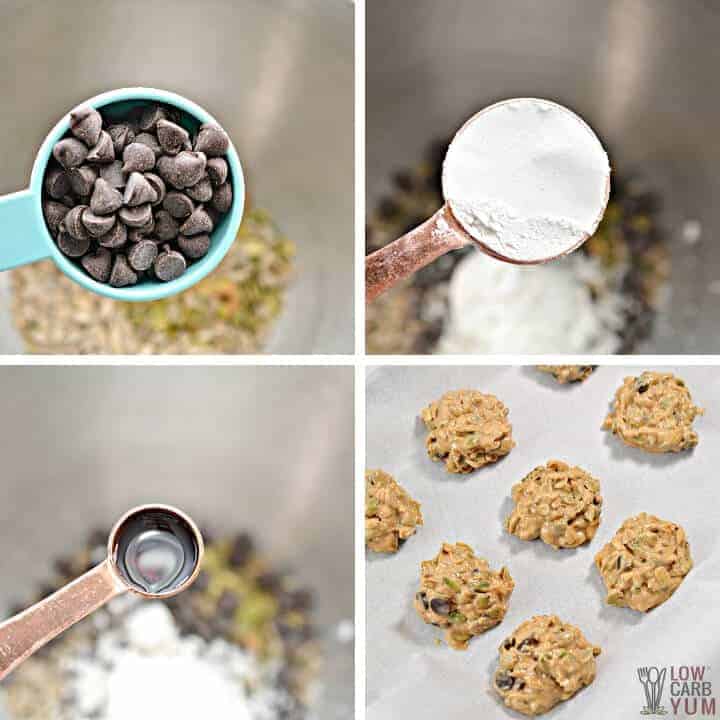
[366,366,720,719]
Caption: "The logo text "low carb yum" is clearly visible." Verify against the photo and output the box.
[670,666,715,716]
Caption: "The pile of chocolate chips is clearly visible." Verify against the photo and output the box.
[42,103,233,287]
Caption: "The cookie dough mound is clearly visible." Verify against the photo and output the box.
[505,460,603,549]
[365,469,423,553]
[421,390,515,474]
[494,615,601,716]
[537,365,596,384]
[595,512,693,612]
[414,542,514,650]
[603,371,703,453]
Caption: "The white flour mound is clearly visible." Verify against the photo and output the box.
[438,250,625,354]
[443,98,610,263]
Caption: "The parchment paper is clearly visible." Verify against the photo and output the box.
[366,366,720,720]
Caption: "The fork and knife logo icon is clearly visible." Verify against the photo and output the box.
[638,666,668,715]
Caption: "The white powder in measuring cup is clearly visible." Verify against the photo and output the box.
[442,98,610,263]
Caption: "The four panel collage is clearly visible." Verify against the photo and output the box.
[0,2,717,720]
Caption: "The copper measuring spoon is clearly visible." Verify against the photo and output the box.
[0,504,203,681]
[365,98,610,303]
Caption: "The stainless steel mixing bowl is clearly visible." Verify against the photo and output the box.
[367,0,720,353]
[0,366,354,718]
[0,0,353,353]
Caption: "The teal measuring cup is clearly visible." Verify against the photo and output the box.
[0,87,245,301]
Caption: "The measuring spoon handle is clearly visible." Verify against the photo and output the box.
[365,205,469,303]
[0,189,50,271]
[0,559,125,681]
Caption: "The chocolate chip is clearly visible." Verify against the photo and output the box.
[122,142,155,173]
[495,672,515,691]
[99,160,126,189]
[194,123,230,156]
[42,200,69,235]
[163,191,194,219]
[193,570,210,592]
[186,175,213,203]
[118,203,152,228]
[97,220,127,249]
[44,167,71,199]
[179,205,213,236]
[205,205,221,227]
[109,254,138,288]
[517,638,539,652]
[123,172,158,207]
[68,165,98,197]
[69,105,102,147]
[158,151,206,189]
[127,226,149,243]
[256,572,282,593]
[107,123,135,155]
[53,138,88,169]
[211,182,233,213]
[177,233,210,259]
[57,228,90,257]
[206,157,228,187]
[82,209,116,237]
[138,211,155,235]
[229,533,254,567]
[154,209,180,241]
[144,172,166,206]
[81,247,112,282]
[217,590,239,616]
[128,240,158,271]
[430,598,451,616]
[133,132,162,158]
[138,104,168,132]
[156,119,190,156]
[86,130,115,163]
[90,178,123,215]
[63,205,89,240]
[154,245,187,281]
[281,589,313,611]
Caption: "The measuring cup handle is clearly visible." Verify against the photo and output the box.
[365,205,468,303]
[0,560,124,681]
[0,189,50,271]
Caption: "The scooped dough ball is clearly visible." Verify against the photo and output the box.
[537,365,596,384]
[421,389,515,474]
[505,460,603,549]
[595,512,693,612]
[365,469,423,553]
[603,371,703,453]
[414,542,514,650]
[494,614,601,716]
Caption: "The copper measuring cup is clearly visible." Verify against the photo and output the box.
[365,98,610,303]
[0,504,203,681]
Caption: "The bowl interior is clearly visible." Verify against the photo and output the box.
[367,0,720,353]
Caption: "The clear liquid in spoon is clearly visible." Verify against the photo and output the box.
[124,529,185,594]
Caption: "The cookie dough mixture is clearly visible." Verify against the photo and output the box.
[595,512,693,612]
[494,615,601,716]
[365,469,423,553]
[414,542,514,650]
[537,366,596,384]
[505,460,603,549]
[603,371,703,453]
[421,390,515,473]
